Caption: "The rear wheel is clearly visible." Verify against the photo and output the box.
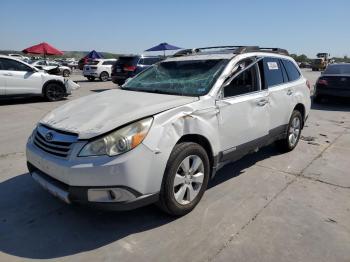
[100,71,109,82]
[87,76,95,81]
[44,83,65,102]
[116,79,125,86]
[62,69,70,77]
[275,110,302,152]
[158,142,210,216]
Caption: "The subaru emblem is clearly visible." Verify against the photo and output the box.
[45,131,54,141]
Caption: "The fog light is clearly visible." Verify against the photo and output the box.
[87,188,136,202]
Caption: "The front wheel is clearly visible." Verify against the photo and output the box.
[87,76,95,81]
[275,110,302,152]
[62,69,70,77]
[158,142,210,216]
[44,83,65,102]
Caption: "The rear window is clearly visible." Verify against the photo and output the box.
[282,59,301,81]
[262,58,284,87]
[324,64,350,75]
[116,56,139,66]
[138,57,161,65]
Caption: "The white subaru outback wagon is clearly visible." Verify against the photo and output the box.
[26,46,311,216]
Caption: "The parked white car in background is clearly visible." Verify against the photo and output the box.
[0,55,79,101]
[30,60,72,77]
[83,58,116,81]
[26,46,311,215]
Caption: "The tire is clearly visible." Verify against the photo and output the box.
[100,71,109,82]
[62,69,70,77]
[44,83,66,102]
[158,142,210,216]
[116,79,125,86]
[275,110,303,152]
[87,76,95,81]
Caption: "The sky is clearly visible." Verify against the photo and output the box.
[1,0,349,58]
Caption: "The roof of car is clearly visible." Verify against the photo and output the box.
[168,46,290,62]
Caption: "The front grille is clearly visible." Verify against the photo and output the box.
[33,125,78,158]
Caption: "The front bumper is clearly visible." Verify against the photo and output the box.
[28,163,159,210]
[26,135,165,210]
[64,79,80,95]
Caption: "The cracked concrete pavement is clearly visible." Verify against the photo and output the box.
[0,70,349,262]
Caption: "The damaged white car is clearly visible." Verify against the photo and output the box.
[0,55,79,101]
[26,46,311,215]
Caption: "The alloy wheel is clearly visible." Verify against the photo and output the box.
[173,155,205,205]
[288,116,301,147]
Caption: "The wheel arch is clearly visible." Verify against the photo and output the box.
[176,134,216,178]
[293,103,306,128]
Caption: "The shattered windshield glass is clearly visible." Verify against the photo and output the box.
[122,59,229,96]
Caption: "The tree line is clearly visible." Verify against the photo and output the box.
[290,54,350,63]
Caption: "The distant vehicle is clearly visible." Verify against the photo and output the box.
[0,55,79,101]
[312,53,330,71]
[30,60,71,77]
[314,63,350,103]
[61,60,78,70]
[299,62,311,69]
[83,59,117,81]
[8,54,30,61]
[111,55,164,85]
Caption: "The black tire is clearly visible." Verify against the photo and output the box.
[116,79,125,86]
[100,71,109,82]
[87,76,95,81]
[44,83,66,102]
[158,142,210,216]
[62,69,70,77]
[275,110,303,152]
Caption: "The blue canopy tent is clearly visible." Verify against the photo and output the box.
[145,42,181,57]
[85,50,103,59]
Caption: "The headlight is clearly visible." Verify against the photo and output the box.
[79,117,153,157]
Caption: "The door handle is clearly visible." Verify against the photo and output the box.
[287,89,293,96]
[257,99,268,106]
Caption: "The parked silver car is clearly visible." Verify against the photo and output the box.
[26,46,311,215]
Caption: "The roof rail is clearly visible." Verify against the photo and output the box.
[172,46,289,57]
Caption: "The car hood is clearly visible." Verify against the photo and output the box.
[40,89,198,139]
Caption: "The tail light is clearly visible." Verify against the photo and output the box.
[317,78,328,86]
[306,80,311,90]
[124,65,136,72]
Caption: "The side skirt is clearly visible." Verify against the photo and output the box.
[211,124,287,178]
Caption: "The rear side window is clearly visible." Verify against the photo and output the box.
[117,56,139,66]
[282,59,300,81]
[262,58,284,87]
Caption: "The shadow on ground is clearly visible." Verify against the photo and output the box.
[0,96,52,106]
[0,145,280,259]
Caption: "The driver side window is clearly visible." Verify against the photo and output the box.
[223,59,260,98]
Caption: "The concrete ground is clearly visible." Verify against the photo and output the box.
[0,70,349,262]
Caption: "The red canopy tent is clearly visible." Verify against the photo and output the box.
[22,42,64,58]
